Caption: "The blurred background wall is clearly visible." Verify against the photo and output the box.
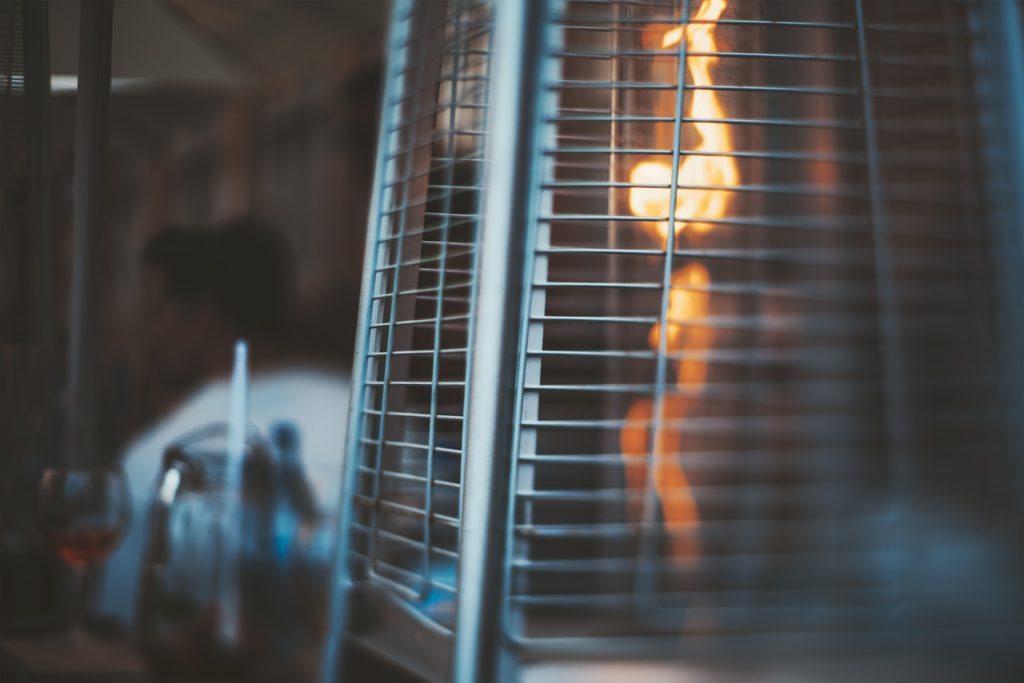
[45,0,386,456]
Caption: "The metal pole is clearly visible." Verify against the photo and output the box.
[23,0,56,458]
[453,1,546,681]
[852,0,914,510]
[64,0,113,468]
[978,0,1024,551]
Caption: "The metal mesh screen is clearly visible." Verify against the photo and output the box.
[347,0,492,632]
[505,0,1022,654]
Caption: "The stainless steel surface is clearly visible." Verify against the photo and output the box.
[454,0,547,680]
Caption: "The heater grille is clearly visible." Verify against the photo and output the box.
[347,0,491,631]
[331,0,1023,677]
[504,0,1021,653]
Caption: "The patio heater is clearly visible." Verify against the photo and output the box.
[324,1,1024,682]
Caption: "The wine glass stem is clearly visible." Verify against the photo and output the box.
[72,565,87,630]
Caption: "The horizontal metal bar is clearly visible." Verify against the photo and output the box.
[365,379,467,387]
[547,180,881,202]
[354,552,458,596]
[552,18,966,37]
[384,157,486,192]
[533,279,871,300]
[515,447,865,468]
[550,116,972,136]
[526,312,877,333]
[546,81,973,103]
[363,408,465,421]
[359,437,463,456]
[550,80,851,94]
[369,313,470,328]
[551,47,972,69]
[552,16,854,31]
[518,374,1002,396]
[353,494,460,527]
[508,596,898,617]
[549,15,972,39]
[511,513,959,540]
[547,144,868,165]
[508,552,892,575]
[374,220,480,243]
[514,479,872,500]
[543,143,974,174]
[508,626,1022,660]
[533,245,960,270]
[519,407,1002,432]
[351,523,460,561]
[373,248,476,272]
[523,346,863,362]
[367,347,469,358]
[356,465,460,490]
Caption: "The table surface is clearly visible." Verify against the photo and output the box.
[0,629,150,682]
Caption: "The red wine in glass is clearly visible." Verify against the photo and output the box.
[45,528,123,566]
[37,465,131,624]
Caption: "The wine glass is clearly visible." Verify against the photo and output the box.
[37,465,131,628]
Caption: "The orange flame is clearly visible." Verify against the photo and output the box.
[652,263,713,389]
[628,0,739,239]
[621,1,737,562]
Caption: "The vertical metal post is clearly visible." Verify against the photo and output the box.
[634,0,691,604]
[852,0,914,503]
[64,0,113,468]
[975,0,1024,541]
[319,2,409,681]
[995,0,1024,609]
[852,0,917,615]
[23,0,55,457]
[453,1,546,681]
